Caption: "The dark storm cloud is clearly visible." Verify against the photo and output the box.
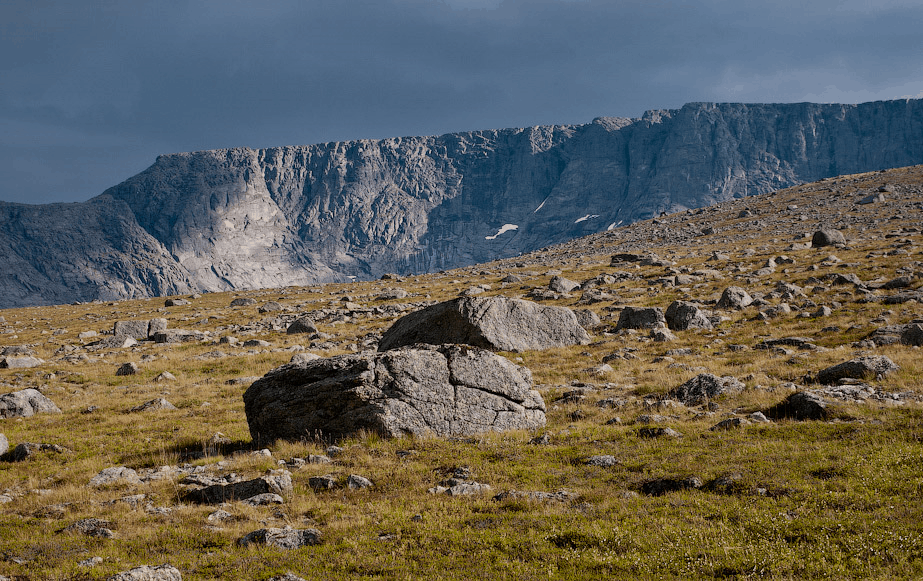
[2,0,922,204]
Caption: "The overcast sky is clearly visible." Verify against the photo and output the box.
[2,0,922,204]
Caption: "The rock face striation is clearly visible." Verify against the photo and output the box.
[3,99,923,308]
[243,345,546,443]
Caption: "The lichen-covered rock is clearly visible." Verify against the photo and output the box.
[237,527,321,549]
[106,564,182,581]
[665,301,713,331]
[243,345,546,443]
[377,296,589,352]
[615,306,666,330]
[0,389,61,418]
[668,374,745,406]
[716,286,753,309]
[815,356,899,385]
[184,470,292,504]
[812,229,846,247]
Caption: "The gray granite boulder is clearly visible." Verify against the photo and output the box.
[237,527,321,549]
[665,301,713,331]
[243,345,546,443]
[0,389,61,418]
[0,356,44,369]
[184,470,292,504]
[815,356,899,385]
[668,374,745,406]
[615,306,666,330]
[377,296,589,352]
[765,391,830,420]
[716,286,753,309]
[0,433,7,456]
[812,229,846,247]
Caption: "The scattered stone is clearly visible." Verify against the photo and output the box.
[0,388,61,418]
[548,276,580,293]
[378,288,409,300]
[184,470,292,504]
[765,391,829,420]
[269,575,309,581]
[858,192,885,205]
[347,474,374,490]
[259,301,284,313]
[230,298,257,307]
[129,398,177,413]
[242,339,271,348]
[710,417,751,431]
[11,442,67,461]
[153,371,177,382]
[492,489,576,503]
[116,362,139,376]
[238,526,322,549]
[244,345,546,442]
[78,556,104,567]
[716,287,753,309]
[60,518,115,538]
[164,298,189,307]
[615,306,666,330]
[815,356,899,385]
[705,472,747,495]
[0,355,45,369]
[584,455,619,467]
[665,301,713,331]
[650,327,677,342]
[668,374,745,406]
[573,309,601,329]
[641,476,703,496]
[308,474,337,491]
[637,427,682,438]
[377,296,590,352]
[754,337,817,351]
[0,433,7,456]
[89,466,142,487]
[241,493,284,506]
[106,564,182,581]
[812,306,832,318]
[812,229,846,247]
[286,317,318,335]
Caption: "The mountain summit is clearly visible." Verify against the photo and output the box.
[2,99,922,308]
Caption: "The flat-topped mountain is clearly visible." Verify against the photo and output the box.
[3,99,923,308]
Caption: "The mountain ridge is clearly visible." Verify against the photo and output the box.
[2,99,922,308]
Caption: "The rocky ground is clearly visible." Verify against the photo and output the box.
[0,165,921,580]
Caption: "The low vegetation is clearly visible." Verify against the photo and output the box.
[1,166,922,579]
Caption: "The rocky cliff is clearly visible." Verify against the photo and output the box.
[3,99,922,308]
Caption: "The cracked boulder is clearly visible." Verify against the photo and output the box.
[377,296,589,352]
[243,345,546,443]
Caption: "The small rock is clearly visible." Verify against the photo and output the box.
[237,527,322,549]
[230,297,257,307]
[116,362,139,376]
[241,493,284,506]
[308,474,337,491]
[585,455,619,467]
[106,564,182,581]
[129,398,176,413]
[710,417,751,431]
[89,466,142,487]
[347,474,374,490]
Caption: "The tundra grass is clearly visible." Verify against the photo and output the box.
[0,166,922,579]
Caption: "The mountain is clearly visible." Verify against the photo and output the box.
[2,99,923,308]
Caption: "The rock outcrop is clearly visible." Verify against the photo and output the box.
[3,99,923,308]
[243,345,546,443]
[377,296,590,352]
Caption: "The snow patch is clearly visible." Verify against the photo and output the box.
[607,221,623,231]
[533,199,547,213]
[574,214,600,224]
[485,224,519,240]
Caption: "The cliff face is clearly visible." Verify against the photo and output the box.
[3,99,923,307]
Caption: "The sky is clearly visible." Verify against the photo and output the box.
[2,0,922,205]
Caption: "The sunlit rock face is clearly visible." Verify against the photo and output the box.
[3,99,923,307]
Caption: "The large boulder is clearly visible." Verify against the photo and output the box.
[812,229,846,247]
[665,301,713,331]
[0,433,7,456]
[815,356,899,384]
[0,389,61,419]
[614,307,666,330]
[901,324,923,346]
[668,374,745,406]
[243,345,546,443]
[237,527,321,549]
[113,320,150,340]
[765,391,830,420]
[716,287,753,309]
[377,297,589,353]
[0,356,44,369]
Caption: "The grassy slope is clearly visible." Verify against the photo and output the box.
[0,166,921,580]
